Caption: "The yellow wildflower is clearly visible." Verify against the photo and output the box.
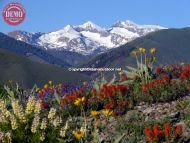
[74,97,86,106]
[90,110,100,117]
[48,108,56,120]
[102,109,113,117]
[34,100,41,114]
[150,48,156,54]
[10,115,18,130]
[44,84,49,89]
[131,50,139,56]
[26,96,35,114]
[31,114,40,133]
[118,71,123,75]
[52,116,61,127]
[11,100,26,122]
[35,88,40,92]
[5,110,11,118]
[139,47,146,53]
[60,121,69,138]
[73,129,85,140]
[40,132,45,141]
[40,118,47,130]
[48,80,53,85]
[0,100,6,110]
[5,132,12,143]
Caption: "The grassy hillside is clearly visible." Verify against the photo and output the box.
[0,48,90,88]
[0,32,70,67]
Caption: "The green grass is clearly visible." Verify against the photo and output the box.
[0,48,90,88]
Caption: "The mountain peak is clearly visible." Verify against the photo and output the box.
[62,25,76,33]
[7,20,165,55]
[79,21,103,31]
[113,20,138,28]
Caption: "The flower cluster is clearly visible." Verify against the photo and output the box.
[144,122,184,142]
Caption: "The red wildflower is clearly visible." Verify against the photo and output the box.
[144,126,155,142]
[121,74,128,81]
[41,101,49,109]
[164,122,171,140]
[153,124,164,140]
[174,124,183,137]
[156,66,162,74]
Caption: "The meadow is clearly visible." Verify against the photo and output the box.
[1,48,190,143]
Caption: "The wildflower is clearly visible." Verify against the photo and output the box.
[40,118,47,130]
[164,122,171,140]
[5,132,12,143]
[11,100,26,122]
[118,71,123,75]
[73,129,85,140]
[102,109,113,117]
[40,132,45,141]
[156,66,162,74]
[0,100,6,110]
[48,108,56,120]
[52,116,61,127]
[74,97,85,106]
[34,100,41,114]
[5,110,11,118]
[174,124,183,137]
[0,132,4,142]
[153,124,164,140]
[60,121,69,138]
[150,48,156,54]
[131,50,139,56]
[10,115,18,130]
[144,126,155,142]
[48,80,53,85]
[44,84,49,89]
[31,114,40,133]
[139,47,146,53]
[26,96,35,114]
[90,110,100,117]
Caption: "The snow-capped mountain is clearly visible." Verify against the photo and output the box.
[7,20,166,55]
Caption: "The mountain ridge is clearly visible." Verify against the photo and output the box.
[7,20,166,55]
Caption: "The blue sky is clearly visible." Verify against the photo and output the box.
[0,0,190,33]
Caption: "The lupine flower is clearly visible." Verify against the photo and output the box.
[31,114,40,133]
[52,116,61,127]
[34,100,41,114]
[60,121,69,138]
[11,100,26,122]
[40,118,47,130]
[48,108,56,119]
[0,100,6,110]
[40,132,45,141]
[4,132,12,143]
[25,96,35,114]
[10,115,18,130]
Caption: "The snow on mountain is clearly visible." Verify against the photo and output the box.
[7,31,44,45]
[7,20,166,55]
